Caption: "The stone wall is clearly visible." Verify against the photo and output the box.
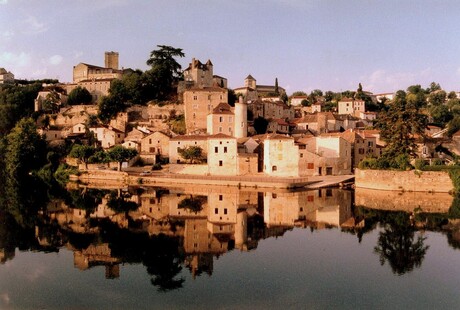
[355,168,453,193]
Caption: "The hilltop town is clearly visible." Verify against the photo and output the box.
[2,47,460,183]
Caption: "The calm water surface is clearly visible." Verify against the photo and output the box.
[1,181,460,309]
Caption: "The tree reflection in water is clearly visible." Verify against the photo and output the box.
[374,212,429,275]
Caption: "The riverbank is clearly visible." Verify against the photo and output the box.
[70,169,355,190]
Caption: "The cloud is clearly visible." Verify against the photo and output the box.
[73,51,83,59]
[22,16,48,35]
[0,51,31,68]
[0,0,7,4]
[1,30,14,40]
[48,55,63,65]
[362,69,432,93]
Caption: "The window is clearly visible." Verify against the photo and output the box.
[359,148,365,154]
[368,141,373,147]
[224,147,227,153]
[307,195,314,202]
[150,147,156,153]
[219,127,223,132]
[224,208,227,215]
[219,195,223,201]
[215,147,218,153]
[215,208,218,214]
[272,165,277,171]
[219,116,223,122]
[193,96,197,100]
[149,139,152,144]
[219,160,223,166]
[300,153,303,158]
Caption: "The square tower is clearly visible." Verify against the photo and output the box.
[105,51,119,70]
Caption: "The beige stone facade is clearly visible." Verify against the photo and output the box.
[89,125,125,149]
[169,135,209,164]
[184,87,228,133]
[207,134,238,176]
[207,102,234,135]
[139,131,171,164]
[338,98,365,115]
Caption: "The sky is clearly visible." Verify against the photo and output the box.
[2,0,460,95]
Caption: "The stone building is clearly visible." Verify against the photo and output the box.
[0,68,14,84]
[67,52,123,102]
[183,86,228,133]
[338,98,365,115]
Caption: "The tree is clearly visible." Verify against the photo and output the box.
[145,45,185,101]
[427,90,446,106]
[228,88,237,106]
[427,82,441,93]
[107,145,138,171]
[374,212,428,275]
[376,90,427,163]
[42,91,61,113]
[177,146,204,164]
[178,195,207,214]
[430,104,452,127]
[291,91,307,97]
[5,118,47,179]
[274,78,279,95]
[67,86,92,105]
[253,116,269,134]
[69,144,96,169]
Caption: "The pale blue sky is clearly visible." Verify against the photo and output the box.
[1,0,460,94]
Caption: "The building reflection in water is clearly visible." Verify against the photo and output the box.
[31,186,357,281]
[4,184,459,288]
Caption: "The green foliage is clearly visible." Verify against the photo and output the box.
[5,118,47,179]
[448,168,460,194]
[67,86,92,105]
[54,163,79,184]
[301,99,310,107]
[376,90,427,160]
[69,144,96,169]
[291,91,307,97]
[177,146,204,164]
[228,88,237,107]
[414,159,426,170]
[168,113,186,135]
[0,82,41,134]
[107,145,138,170]
[253,116,269,134]
[145,45,185,101]
[178,195,207,214]
[430,104,452,127]
[42,91,61,113]
[106,191,139,213]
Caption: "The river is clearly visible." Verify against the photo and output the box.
[1,180,459,309]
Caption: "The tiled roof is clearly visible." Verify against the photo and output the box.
[211,102,234,115]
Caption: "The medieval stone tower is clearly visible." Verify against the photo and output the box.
[105,51,119,70]
[234,96,248,138]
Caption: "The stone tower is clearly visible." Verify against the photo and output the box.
[105,51,119,70]
[234,96,248,138]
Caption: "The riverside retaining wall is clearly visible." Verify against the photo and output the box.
[355,168,453,193]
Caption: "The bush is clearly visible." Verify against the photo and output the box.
[432,158,443,166]
[414,159,426,170]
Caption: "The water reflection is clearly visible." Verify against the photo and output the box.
[1,178,460,291]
